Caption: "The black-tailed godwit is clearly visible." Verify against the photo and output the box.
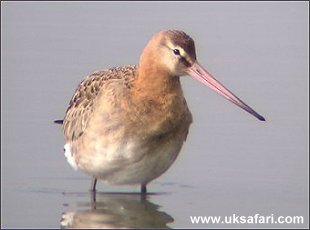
[55,30,265,193]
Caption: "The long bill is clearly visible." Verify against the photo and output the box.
[187,61,265,121]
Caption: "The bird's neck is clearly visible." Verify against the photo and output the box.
[130,60,187,135]
[133,49,182,102]
[133,65,182,102]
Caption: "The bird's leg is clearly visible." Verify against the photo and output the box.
[141,184,147,194]
[90,190,97,209]
[89,177,97,209]
[90,177,97,192]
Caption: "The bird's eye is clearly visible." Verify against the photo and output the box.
[172,49,181,55]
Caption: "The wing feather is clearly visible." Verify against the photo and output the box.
[63,65,137,142]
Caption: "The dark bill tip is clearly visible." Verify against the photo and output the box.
[257,115,266,122]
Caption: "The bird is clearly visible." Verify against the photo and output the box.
[55,30,265,194]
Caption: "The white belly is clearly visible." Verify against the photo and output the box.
[64,132,185,185]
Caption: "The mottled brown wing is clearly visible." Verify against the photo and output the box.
[63,65,137,142]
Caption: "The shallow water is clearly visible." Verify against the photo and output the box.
[2,2,309,228]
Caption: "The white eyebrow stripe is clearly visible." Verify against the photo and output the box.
[166,41,186,57]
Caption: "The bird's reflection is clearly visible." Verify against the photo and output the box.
[60,192,174,228]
